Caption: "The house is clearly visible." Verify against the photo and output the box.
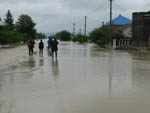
[104,15,132,48]
[104,14,132,29]
[132,11,150,47]
[117,24,132,38]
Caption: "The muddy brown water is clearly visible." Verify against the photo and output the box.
[0,41,150,113]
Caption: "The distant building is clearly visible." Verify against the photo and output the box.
[104,14,132,29]
[132,11,150,47]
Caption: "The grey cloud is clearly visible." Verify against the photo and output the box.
[0,0,150,33]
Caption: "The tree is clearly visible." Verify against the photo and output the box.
[72,34,88,43]
[16,14,36,39]
[36,32,46,39]
[55,30,71,41]
[89,27,124,47]
[0,30,27,46]
[4,10,14,30]
[89,28,109,46]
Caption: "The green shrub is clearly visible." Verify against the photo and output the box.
[72,34,88,43]
[55,30,71,41]
[0,30,27,46]
[89,27,124,47]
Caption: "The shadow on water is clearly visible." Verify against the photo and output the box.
[51,57,59,81]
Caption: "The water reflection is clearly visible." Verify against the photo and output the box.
[129,51,150,89]
[28,56,36,68]
[131,60,150,89]
[39,57,44,67]
[130,51,150,59]
[89,45,107,57]
[52,57,59,81]
[39,53,43,57]
[108,52,112,97]
[83,44,87,57]
[47,49,52,57]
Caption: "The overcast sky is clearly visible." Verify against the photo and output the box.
[0,0,150,33]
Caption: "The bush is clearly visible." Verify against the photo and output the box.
[0,30,27,46]
[55,30,71,41]
[72,34,88,43]
[89,27,109,46]
[89,27,124,47]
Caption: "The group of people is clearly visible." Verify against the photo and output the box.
[27,37,59,57]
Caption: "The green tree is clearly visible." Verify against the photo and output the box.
[72,34,88,43]
[0,30,27,46]
[89,27,124,47]
[89,28,109,46]
[56,30,71,41]
[16,14,36,39]
[36,32,46,39]
[4,10,14,30]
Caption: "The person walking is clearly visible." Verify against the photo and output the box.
[47,37,52,51]
[39,40,44,55]
[27,37,35,56]
[51,38,59,57]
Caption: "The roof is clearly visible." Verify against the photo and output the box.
[104,14,132,26]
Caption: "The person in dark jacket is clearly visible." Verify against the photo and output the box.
[27,37,35,56]
[39,40,44,55]
[51,38,59,57]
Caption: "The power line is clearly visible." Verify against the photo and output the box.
[69,1,114,33]
[74,3,109,34]
[83,9,110,34]
[113,3,126,11]
[79,28,82,34]
[75,2,108,25]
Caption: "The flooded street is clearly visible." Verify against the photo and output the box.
[0,41,150,113]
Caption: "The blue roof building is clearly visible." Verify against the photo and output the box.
[105,14,132,26]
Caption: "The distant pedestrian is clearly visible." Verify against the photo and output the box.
[47,37,52,50]
[27,37,35,56]
[51,38,59,57]
[39,40,44,55]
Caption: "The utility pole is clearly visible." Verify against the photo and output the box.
[79,28,81,34]
[109,0,113,30]
[84,16,87,36]
[73,23,75,35]
[109,0,113,47]
[102,21,104,28]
